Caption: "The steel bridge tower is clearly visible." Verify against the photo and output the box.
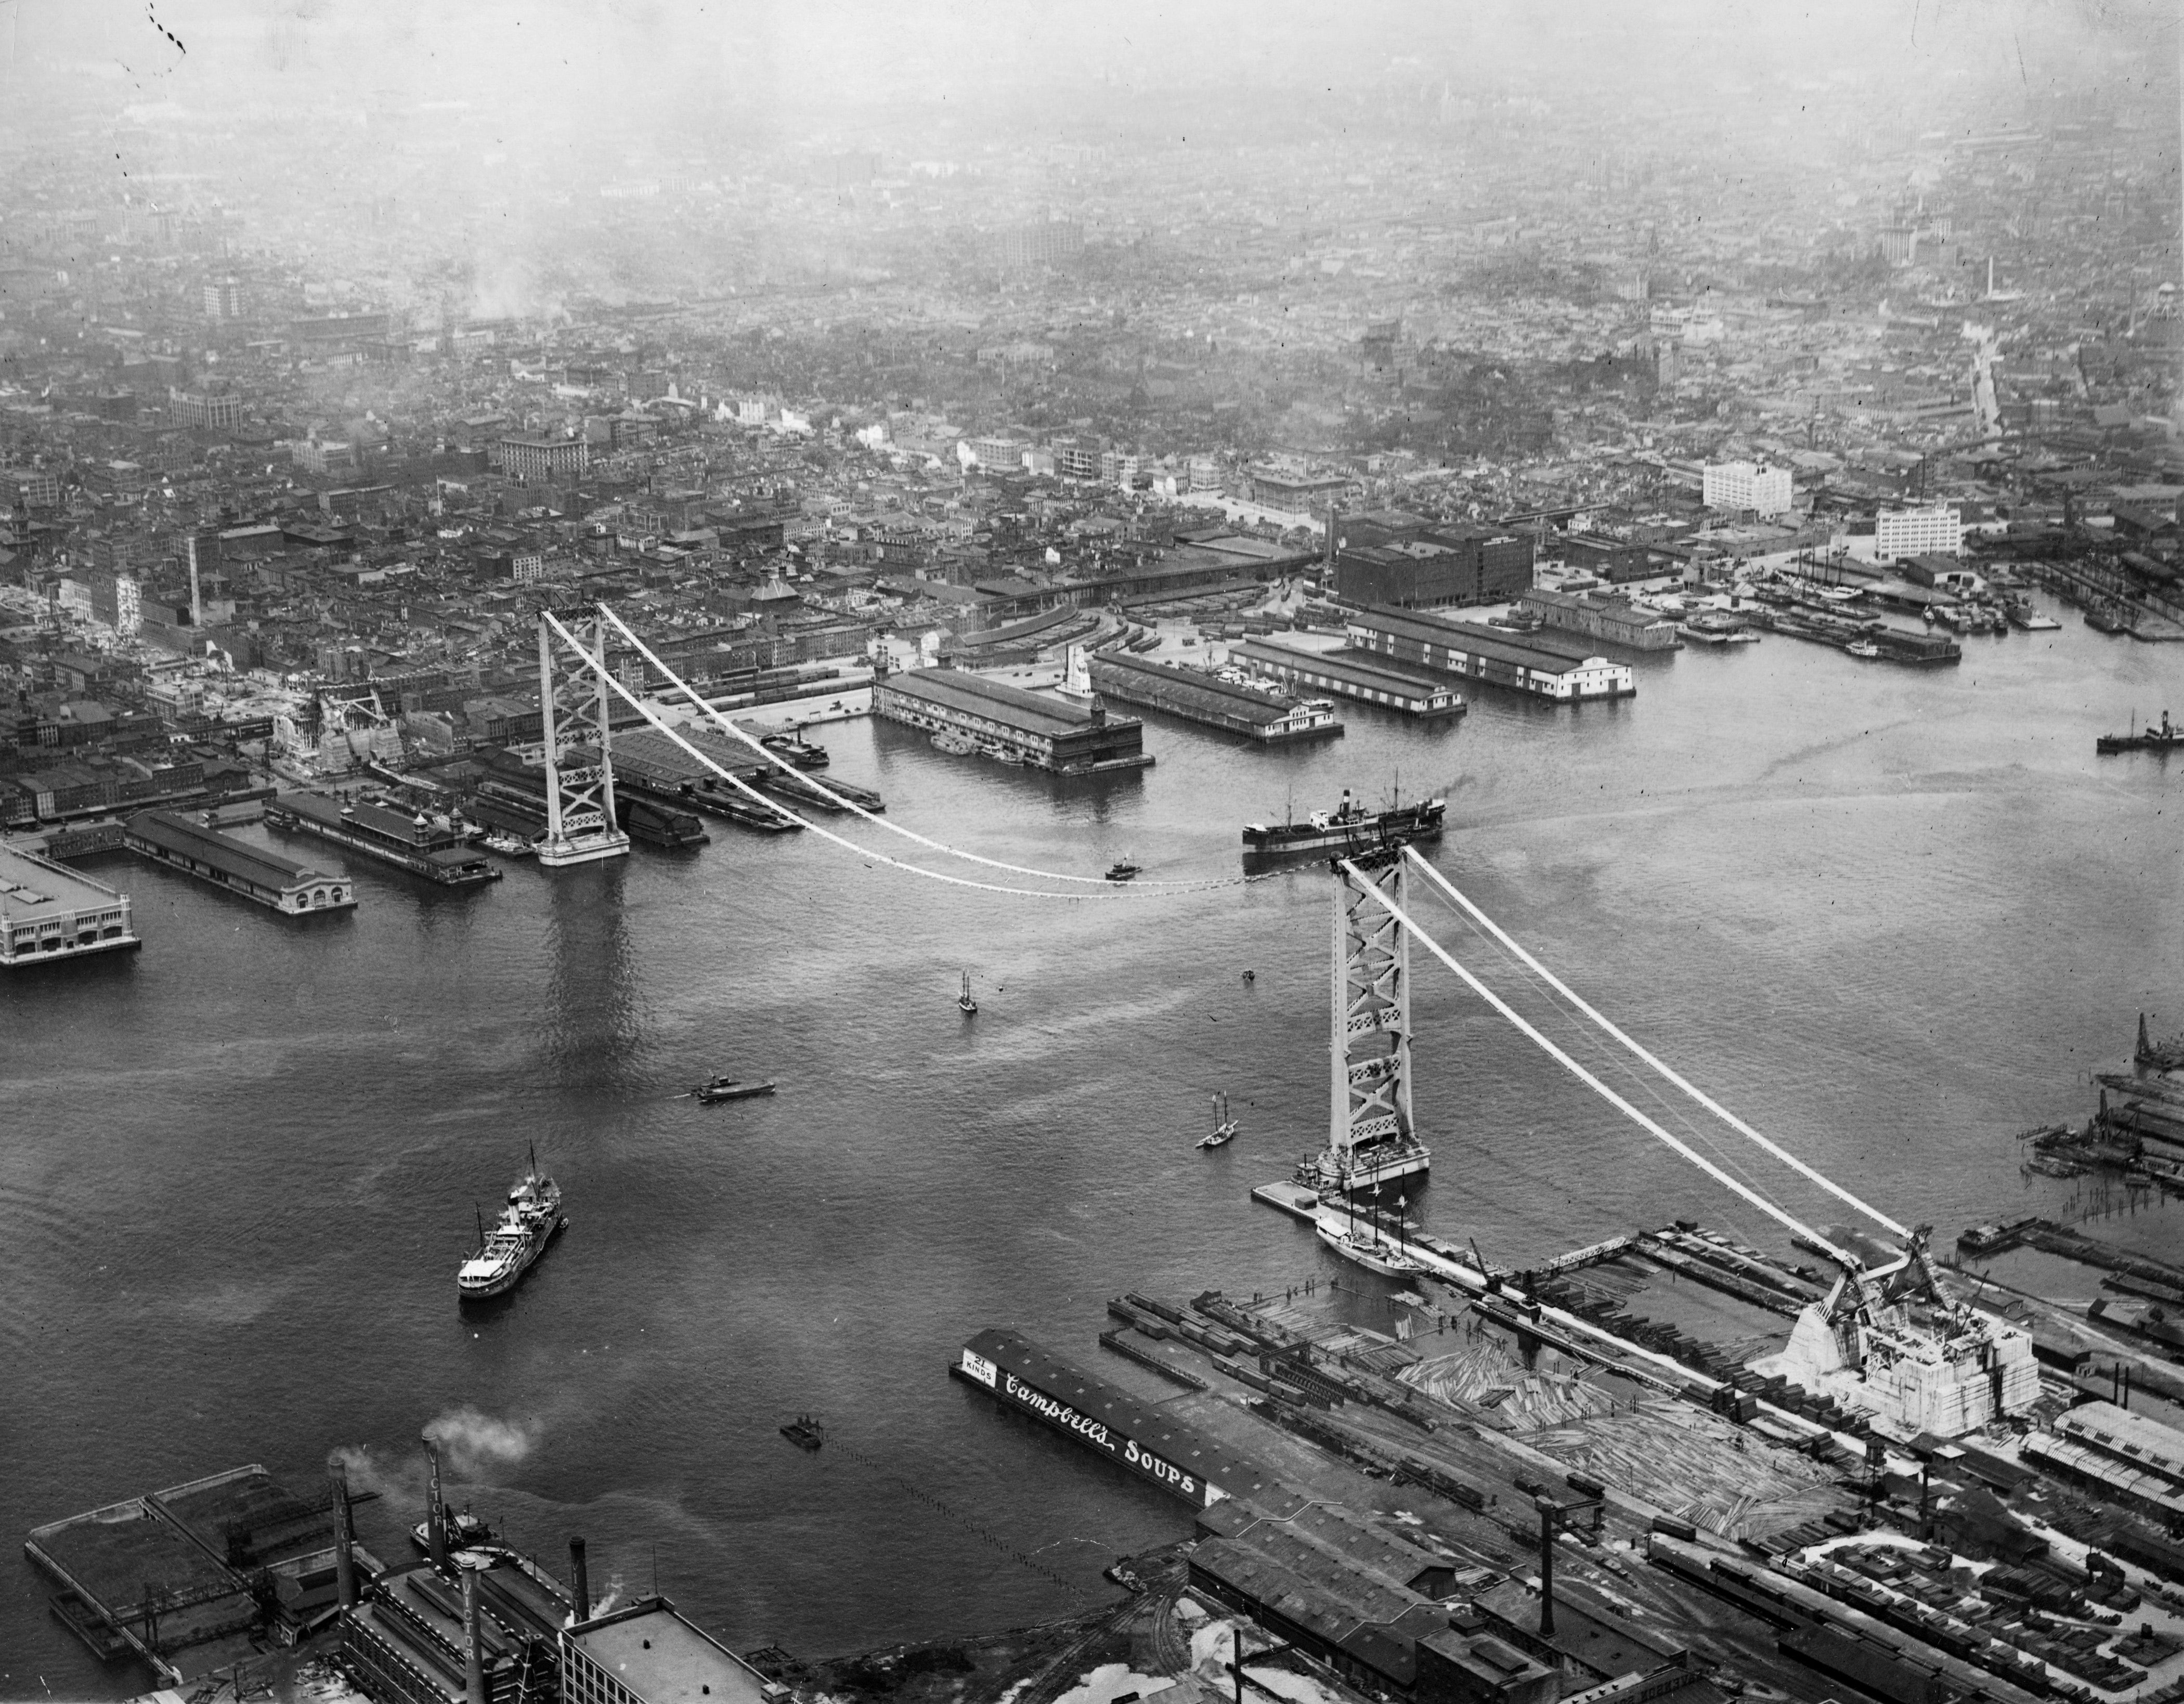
[1298,848,1431,1194]
[536,612,630,868]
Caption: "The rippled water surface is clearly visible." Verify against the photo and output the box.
[4,602,2180,1694]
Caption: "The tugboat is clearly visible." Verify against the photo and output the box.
[409,1506,493,1553]
[2097,709,2182,755]
[1242,788,1446,861]
[957,970,978,1016]
[780,1414,826,1451]
[457,1148,566,1301]
[759,726,829,770]
[1199,1090,1239,1150]
[695,1076,776,1103]
[1104,857,1142,883]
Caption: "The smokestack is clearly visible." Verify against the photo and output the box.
[1325,502,1339,570]
[329,1459,358,1611]
[569,1537,591,1625]
[461,1559,488,1704]
[425,1437,449,1570]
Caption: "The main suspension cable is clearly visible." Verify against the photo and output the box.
[597,603,1261,892]
[1337,858,1858,1267]
[1403,848,1911,1241]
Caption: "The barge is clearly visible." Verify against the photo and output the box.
[755,765,884,813]
[266,794,501,887]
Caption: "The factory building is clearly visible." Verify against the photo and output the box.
[1333,515,1535,609]
[562,1598,776,1704]
[125,810,354,915]
[0,842,139,967]
[1556,536,1660,586]
[2020,1400,2184,1524]
[342,1555,571,1704]
[874,669,1152,774]
[1346,608,1634,702]
[1876,504,1963,560]
[1187,1497,1560,1704]
[1516,590,1680,652]
[1701,461,1793,517]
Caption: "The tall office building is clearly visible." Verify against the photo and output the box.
[203,277,248,319]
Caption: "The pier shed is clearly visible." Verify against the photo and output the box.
[1346,608,1634,702]
[0,841,139,967]
[125,810,354,915]
[876,669,1152,774]
[267,794,500,887]
[28,1464,375,1681]
[1087,652,1343,743]
[953,1328,1275,1507]
[1228,640,1465,717]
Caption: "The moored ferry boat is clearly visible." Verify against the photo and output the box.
[458,1149,566,1300]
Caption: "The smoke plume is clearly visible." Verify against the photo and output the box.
[423,1405,540,1477]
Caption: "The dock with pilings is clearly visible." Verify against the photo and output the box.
[1250,1180,1867,1455]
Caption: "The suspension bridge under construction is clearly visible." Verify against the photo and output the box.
[526,601,2040,1443]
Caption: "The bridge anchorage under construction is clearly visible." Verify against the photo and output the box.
[1256,844,2042,1441]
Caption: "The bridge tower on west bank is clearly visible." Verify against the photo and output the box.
[535,612,631,868]
[1299,847,1432,1195]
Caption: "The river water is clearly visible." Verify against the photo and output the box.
[3,602,2180,1695]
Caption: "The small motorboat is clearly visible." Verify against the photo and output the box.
[1105,859,1141,883]
[1200,1089,1239,1150]
[695,1076,776,1103]
[1845,641,1881,659]
[780,1414,825,1451]
[957,970,978,1016]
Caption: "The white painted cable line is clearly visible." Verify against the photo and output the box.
[542,612,1093,901]
[595,603,1258,893]
[1338,858,1859,1268]
[1403,847,1913,1240]
[1411,873,1792,1211]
